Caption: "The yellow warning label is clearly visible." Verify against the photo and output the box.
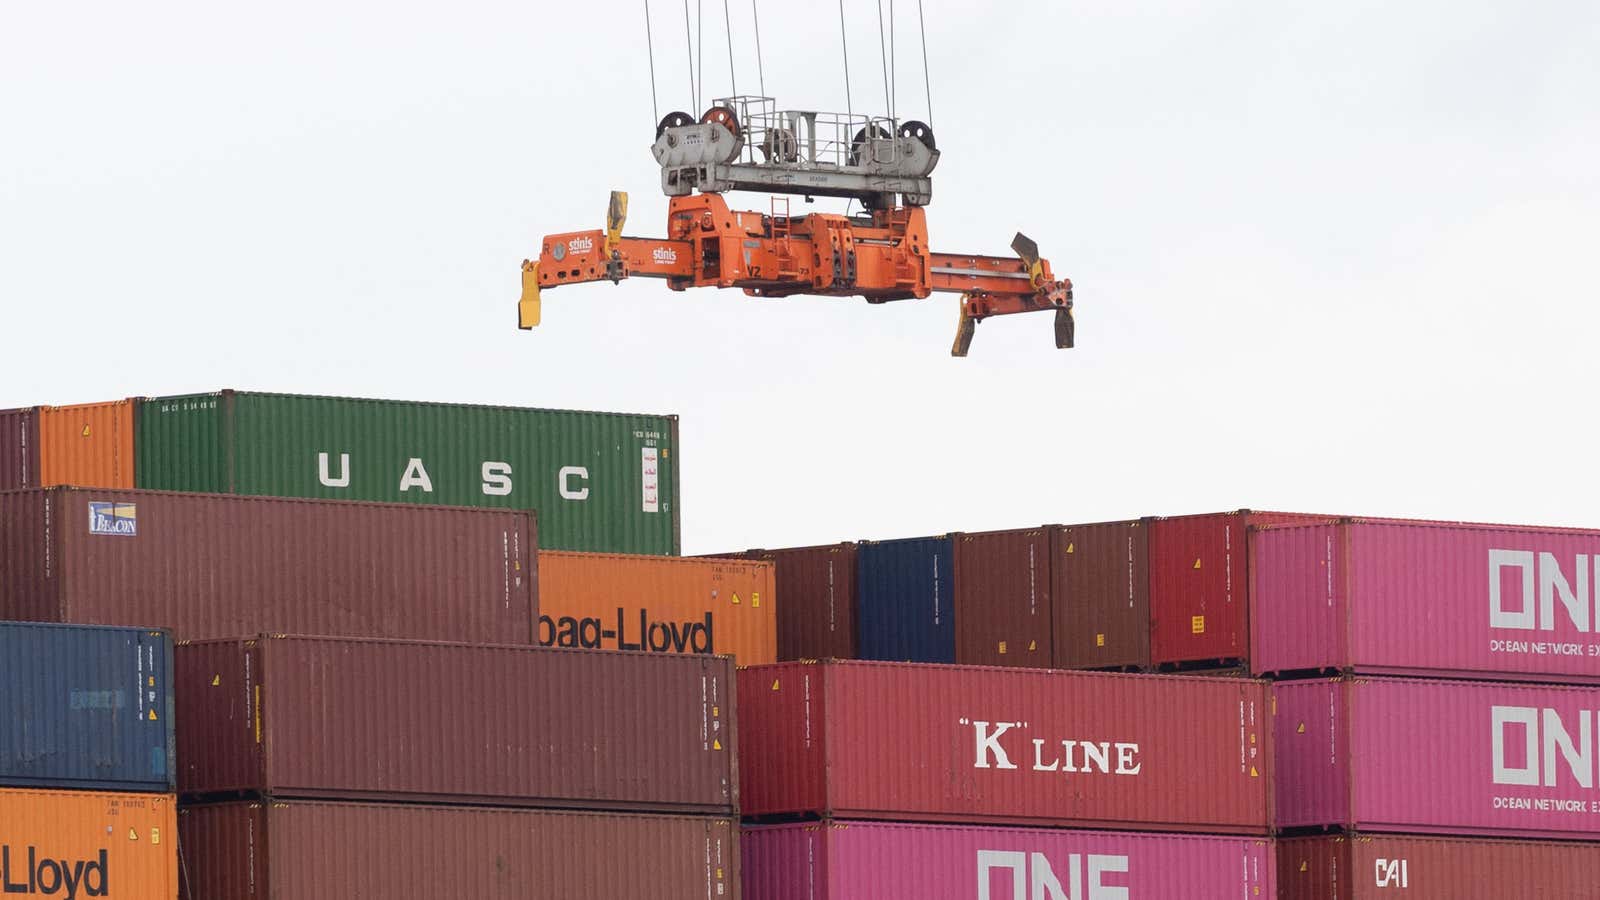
[717,868,723,879]
[1027,640,1037,652]
[1193,558,1203,569]
[148,676,155,687]
[1249,766,1259,778]
[1299,862,1307,873]
[1191,615,1206,634]
[731,593,741,605]
[82,425,92,437]
[1065,543,1075,554]
[712,706,719,717]
[1096,633,1106,647]
[152,828,161,845]
[148,709,158,721]
[128,828,138,841]
[751,592,761,608]
[998,641,1008,654]
[212,674,221,686]
[712,739,723,751]
[1297,722,1306,734]
[771,679,780,691]
[1250,733,1256,744]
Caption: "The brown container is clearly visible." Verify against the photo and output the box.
[176,635,735,813]
[179,800,739,900]
[1278,833,1600,899]
[0,407,38,490]
[38,400,134,488]
[539,550,776,664]
[749,544,858,661]
[1051,519,1150,670]
[0,487,535,643]
[952,528,1052,667]
[0,788,177,900]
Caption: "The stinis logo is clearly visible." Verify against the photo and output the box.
[1,847,108,899]
[652,247,678,265]
[539,608,714,654]
[1489,550,1598,634]
[961,719,1142,777]
[567,236,594,254]
[977,850,1129,900]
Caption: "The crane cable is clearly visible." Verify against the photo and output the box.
[722,0,738,98]
[682,0,697,113]
[750,0,767,96]
[876,0,891,120]
[697,0,705,111]
[644,0,660,124]
[917,0,933,125]
[838,0,853,121]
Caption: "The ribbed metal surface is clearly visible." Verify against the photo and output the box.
[953,528,1051,668]
[0,788,177,900]
[750,544,858,661]
[1052,520,1150,670]
[0,622,174,791]
[744,821,1275,900]
[0,487,535,644]
[137,390,679,554]
[178,801,738,900]
[176,635,736,813]
[38,400,134,489]
[856,536,955,663]
[0,408,37,490]
[1280,833,1600,900]
[739,660,1271,832]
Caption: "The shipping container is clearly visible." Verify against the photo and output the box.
[178,800,737,900]
[538,550,775,664]
[856,536,955,663]
[0,408,38,491]
[1051,519,1150,670]
[739,660,1271,832]
[0,788,177,900]
[136,390,679,554]
[0,622,174,792]
[1279,833,1600,900]
[1252,518,1600,682]
[1275,677,1600,839]
[743,821,1275,900]
[38,401,134,489]
[1149,510,1331,668]
[0,487,535,644]
[953,528,1051,668]
[176,635,735,813]
[751,544,858,661]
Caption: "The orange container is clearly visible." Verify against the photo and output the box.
[538,551,776,664]
[0,788,177,899]
[38,400,134,488]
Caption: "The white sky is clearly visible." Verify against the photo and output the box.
[3,1,1597,552]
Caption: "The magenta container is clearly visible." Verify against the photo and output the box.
[1251,519,1600,682]
[742,820,1274,900]
[1275,677,1600,839]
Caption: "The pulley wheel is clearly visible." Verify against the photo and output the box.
[700,105,741,139]
[761,127,799,163]
[655,111,696,139]
[898,120,937,151]
[849,125,892,165]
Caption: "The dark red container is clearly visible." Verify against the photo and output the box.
[1279,833,1600,899]
[738,660,1271,833]
[0,408,38,491]
[0,486,536,643]
[952,528,1052,667]
[1149,510,1331,667]
[1051,519,1150,670]
[176,635,735,813]
[179,800,739,900]
[750,544,858,661]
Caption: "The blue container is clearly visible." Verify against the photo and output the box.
[0,621,175,791]
[856,536,955,662]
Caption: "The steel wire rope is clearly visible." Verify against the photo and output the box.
[645,0,661,124]
[698,0,705,110]
[876,0,892,117]
[917,0,932,124]
[838,0,854,121]
[890,0,896,120]
[682,0,698,113]
[750,0,767,96]
[722,0,738,98]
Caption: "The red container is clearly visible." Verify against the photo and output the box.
[0,408,38,491]
[1279,833,1600,900]
[744,820,1275,900]
[179,800,739,900]
[1149,510,1331,667]
[1252,518,1600,682]
[176,635,735,813]
[953,528,1052,667]
[1051,519,1150,670]
[0,487,535,643]
[750,544,858,661]
[738,660,1271,833]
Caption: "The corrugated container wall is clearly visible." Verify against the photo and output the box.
[0,788,177,900]
[1252,518,1600,682]
[0,408,38,490]
[1275,677,1600,839]
[178,801,738,900]
[0,622,174,791]
[39,400,134,488]
[135,390,679,554]
[754,544,858,661]
[0,487,535,644]
[743,821,1275,900]
[739,660,1271,833]
[1052,520,1150,670]
[538,550,775,664]
[1279,833,1600,900]
[952,528,1051,667]
[176,635,735,813]
[856,536,955,663]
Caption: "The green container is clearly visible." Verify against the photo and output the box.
[136,391,679,555]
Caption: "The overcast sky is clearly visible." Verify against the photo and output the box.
[3,1,1597,551]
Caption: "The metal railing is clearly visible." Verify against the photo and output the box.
[711,96,901,170]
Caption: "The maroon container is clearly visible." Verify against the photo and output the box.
[0,486,535,643]
[1279,833,1600,900]
[179,800,739,900]
[752,544,859,661]
[1051,519,1150,670]
[176,635,735,813]
[738,660,1271,833]
[0,408,38,491]
[953,528,1052,668]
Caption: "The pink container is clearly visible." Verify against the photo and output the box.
[1251,519,1600,682]
[1275,677,1600,839]
[742,820,1275,900]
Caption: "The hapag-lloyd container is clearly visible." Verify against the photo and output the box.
[749,544,858,661]
[1275,677,1600,839]
[0,622,174,791]
[176,635,735,813]
[1052,520,1150,670]
[743,821,1275,900]
[0,408,37,490]
[178,800,738,900]
[739,660,1271,832]
[953,528,1051,667]
[39,400,135,489]
[0,789,177,900]
[857,536,955,663]
[1279,833,1600,900]
[538,550,775,664]
[0,487,535,644]
[1251,519,1600,682]
[136,390,679,554]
